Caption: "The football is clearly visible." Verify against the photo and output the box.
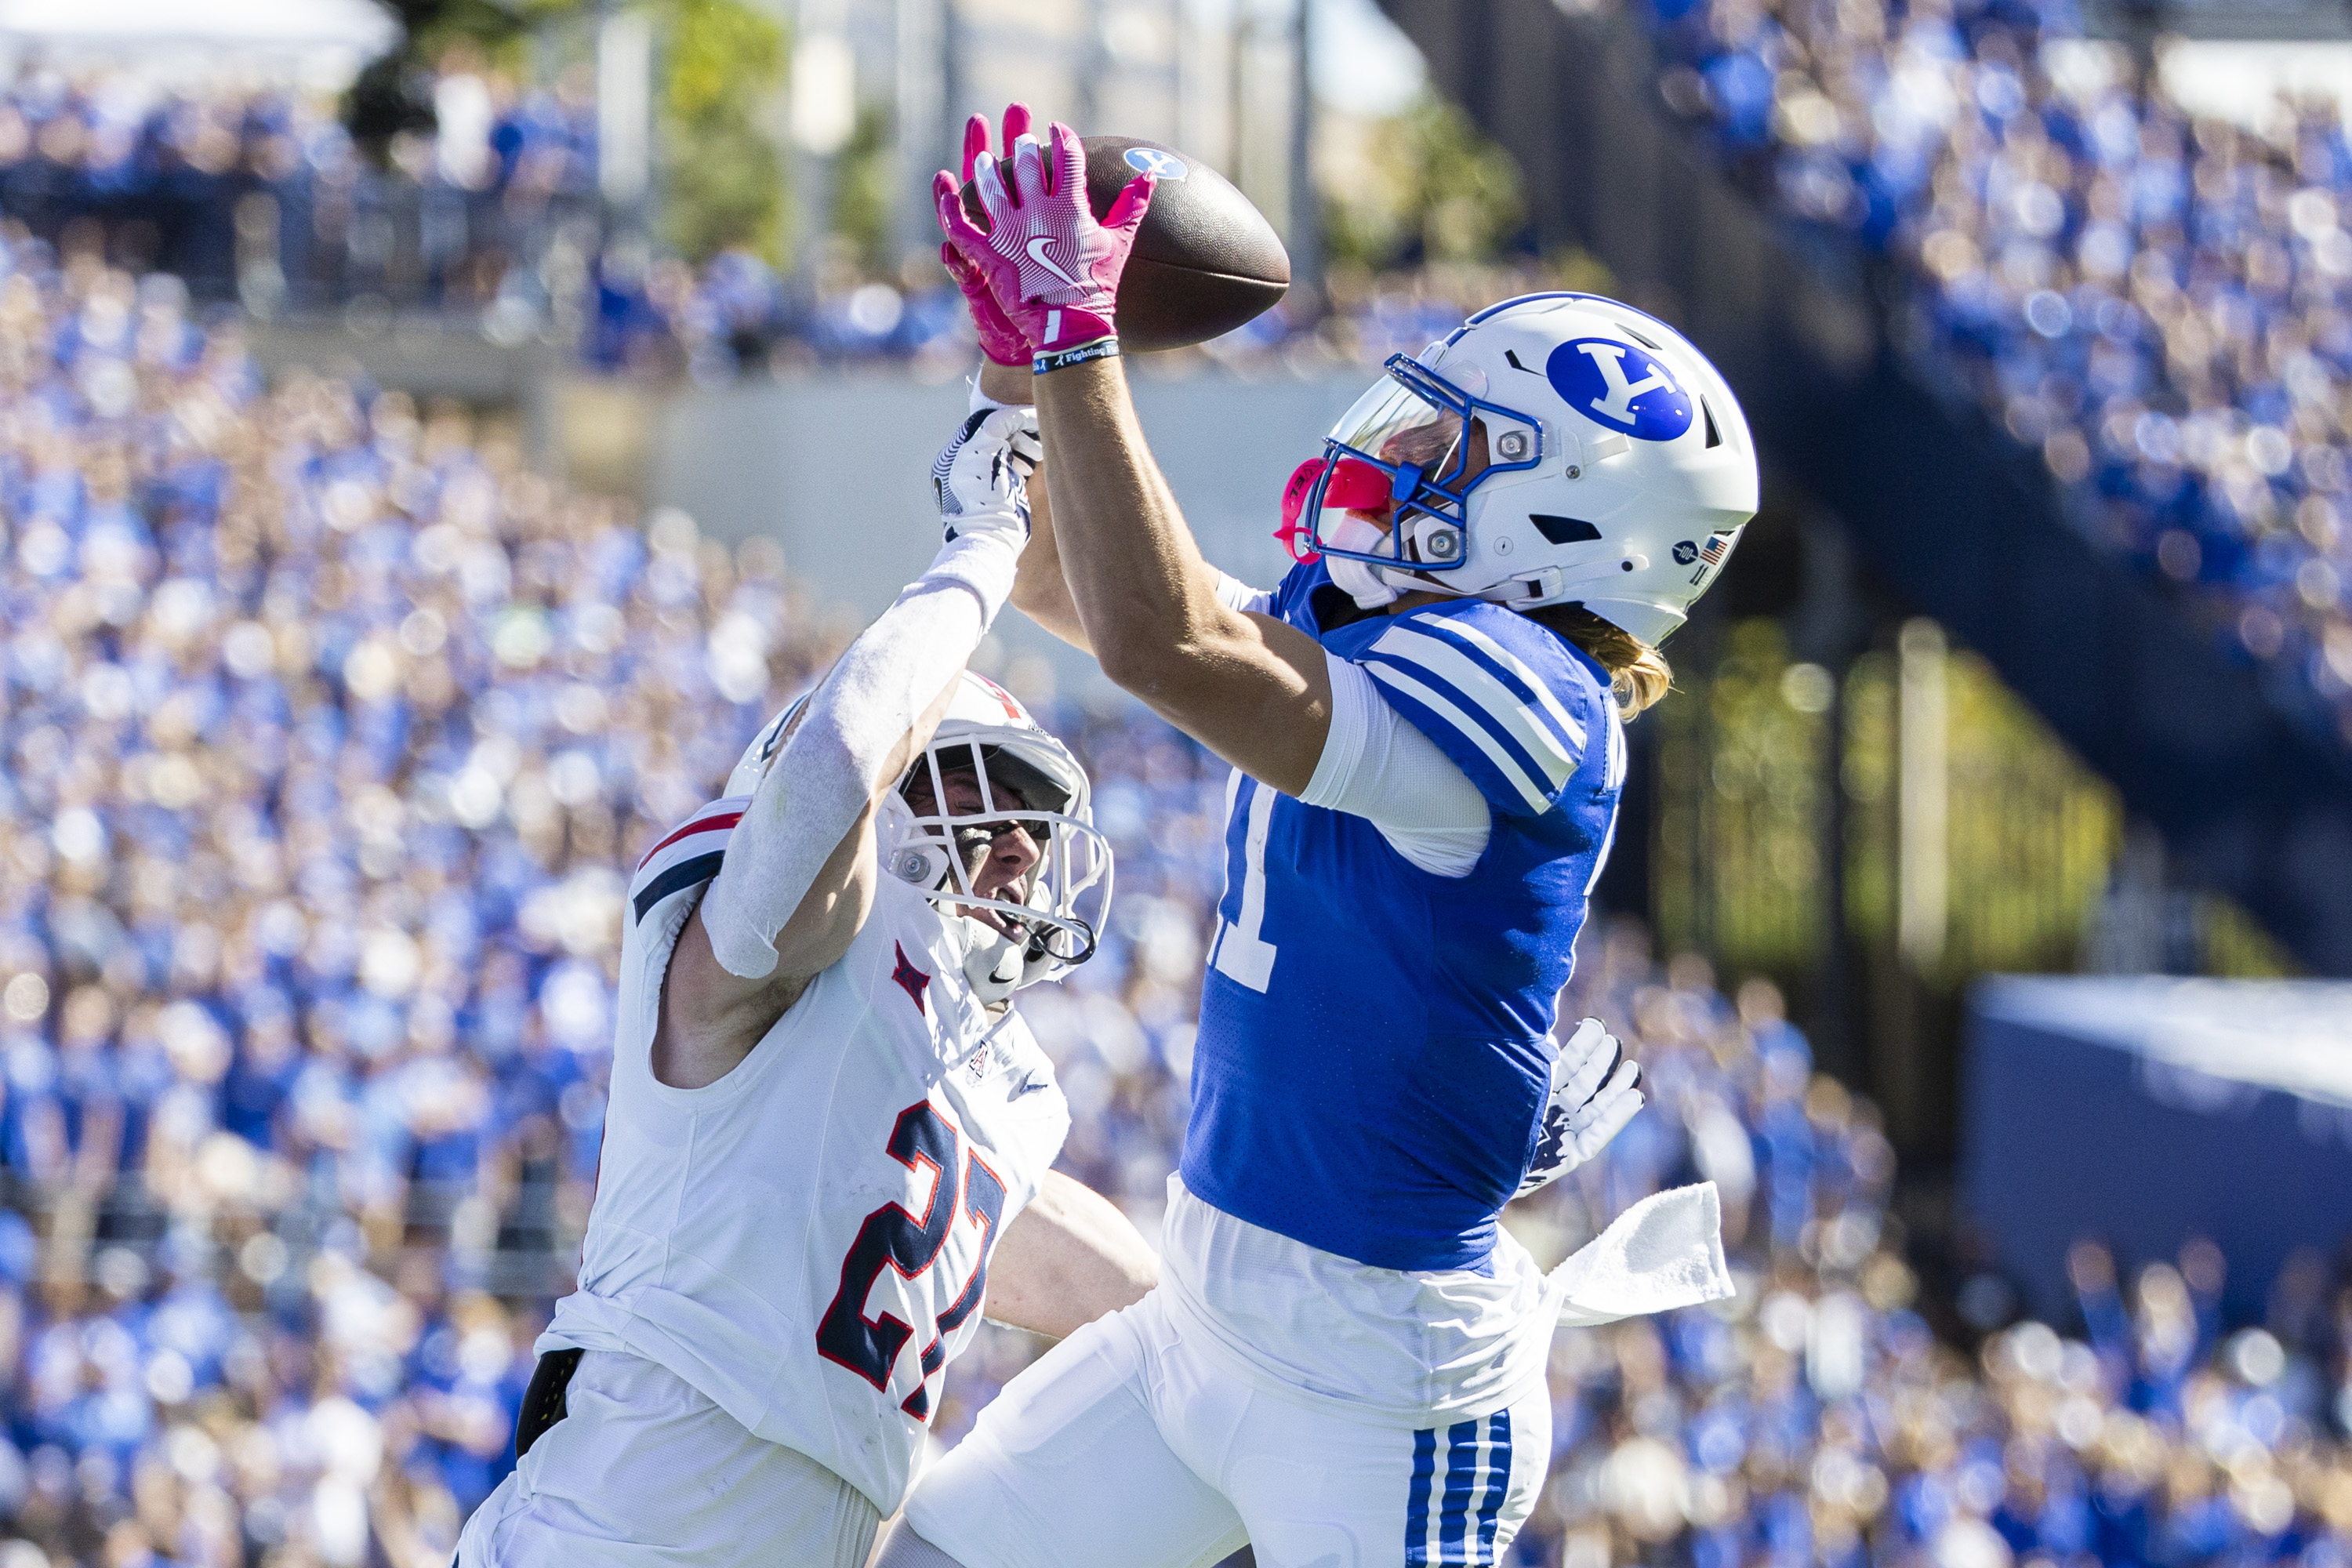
[960,136,1290,352]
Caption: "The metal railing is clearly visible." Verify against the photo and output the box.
[9,1167,579,1305]
[0,158,604,336]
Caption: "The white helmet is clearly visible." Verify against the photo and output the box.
[1290,292,1759,644]
[728,672,1112,1002]
[728,695,808,800]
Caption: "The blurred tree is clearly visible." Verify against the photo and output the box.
[1321,95,1526,271]
[348,0,791,270]
[656,0,788,265]
[826,103,895,278]
[347,0,585,159]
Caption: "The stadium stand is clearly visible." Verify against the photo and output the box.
[0,63,597,314]
[0,225,2339,1564]
[1377,0,2352,977]
[1636,0,2352,735]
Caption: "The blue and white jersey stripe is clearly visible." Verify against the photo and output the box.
[1360,609,1591,817]
[1406,1409,1515,1566]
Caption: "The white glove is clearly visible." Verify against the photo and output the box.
[1515,1016,1644,1200]
[932,403,1040,547]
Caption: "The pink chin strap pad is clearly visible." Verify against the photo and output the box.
[1275,456,1392,563]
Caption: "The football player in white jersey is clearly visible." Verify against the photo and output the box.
[454,402,1160,1568]
[871,112,1755,1568]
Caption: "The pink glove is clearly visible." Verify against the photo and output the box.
[933,117,1153,359]
[942,107,1033,368]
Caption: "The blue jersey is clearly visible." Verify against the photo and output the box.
[1179,562,1625,1272]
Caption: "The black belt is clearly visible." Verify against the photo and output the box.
[514,1348,584,1458]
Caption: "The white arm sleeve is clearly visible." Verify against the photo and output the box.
[1214,572,1274,618]
[1298,649,1490,877]
[699,531,1023,978]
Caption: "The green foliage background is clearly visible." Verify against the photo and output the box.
[827,104,897,277]
[1323,96,1526,270]
[655,0,788,265]
[351,0,791,266]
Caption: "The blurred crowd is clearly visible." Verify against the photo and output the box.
[0,56,598,320]
[0,230,845,1568]
[1508,935,2352,1567]
[0,198,2343,1568]
[0,57,1608,383]
[584,245,1585,383]
[38,0,2352,760]
[1637,0,2352,742]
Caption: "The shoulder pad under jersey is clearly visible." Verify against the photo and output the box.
[1352,603,1603,818]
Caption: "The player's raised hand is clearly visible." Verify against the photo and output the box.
[932,405,1041,547]
[1515,1017,1645,1200]
[935,111,1154,359]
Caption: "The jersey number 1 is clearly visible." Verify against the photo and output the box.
[815,1100,1006,1421]
[1210,772,1278,993]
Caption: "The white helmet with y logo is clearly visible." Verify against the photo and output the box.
[1289,292,1759,644]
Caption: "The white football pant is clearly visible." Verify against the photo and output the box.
[903,1289,1549,1568]
[456,1351,880,1568]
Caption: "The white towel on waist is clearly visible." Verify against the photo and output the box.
[1544,1181,1736,1327]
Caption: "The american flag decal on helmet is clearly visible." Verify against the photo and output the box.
[1690,528,1740,586]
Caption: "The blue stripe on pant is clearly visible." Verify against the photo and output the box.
[1439,1420,1479,1560]
[1405,1428,1436,1566]
[1475,1410,1513,1562]
[1404,1409,1513,1564]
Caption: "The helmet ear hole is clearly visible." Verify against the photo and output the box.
[1530,514,1602,545]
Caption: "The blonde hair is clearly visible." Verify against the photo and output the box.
[1529,604,1672,717]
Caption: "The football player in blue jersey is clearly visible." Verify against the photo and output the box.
[880,113,1759,1568]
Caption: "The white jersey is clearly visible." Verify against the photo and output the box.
[543,798,1073,1515]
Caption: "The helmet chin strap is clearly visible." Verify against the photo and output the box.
[1327,554,1402,610]
[960,916,1029,1005]
[1324,515,1410,609]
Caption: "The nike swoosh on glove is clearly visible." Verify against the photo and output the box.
[932,405,1041,546]
[1515,1016,1644,1200]
[933,118,1152,353]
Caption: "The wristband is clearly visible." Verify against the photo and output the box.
[1033,336,1120,376]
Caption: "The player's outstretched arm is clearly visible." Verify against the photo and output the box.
[970,360,1088,654]
[652,446,1033,1088]
[1034,354,1334,793]
[979,359,1269,658]
[936,117,1326,789]
[1007,463,1090,652]
[981,1170,1159,1339]
[653,678,957,1091]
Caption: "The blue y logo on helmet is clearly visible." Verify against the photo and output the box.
[1546,337,1693,441]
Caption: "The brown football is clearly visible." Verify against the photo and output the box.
[959,136,1290,353]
